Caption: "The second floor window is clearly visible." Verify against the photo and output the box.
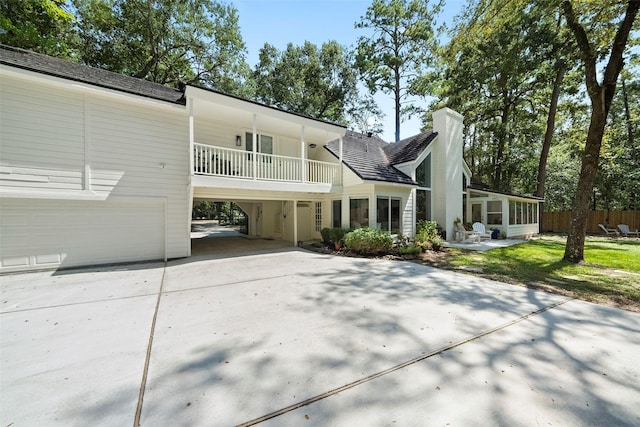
[245,132,273,155]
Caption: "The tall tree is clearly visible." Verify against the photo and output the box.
[72,0,251,95]
[0,0,75,57]
[253,41,364,124]
[562,0,639,263]
[355,0,442,142]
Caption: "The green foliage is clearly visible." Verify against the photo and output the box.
[355,0,443,141]
[320,228,332,245]
[430,236,444,251]
[414,220,440,249]
[253,40,362,124]
[328,227,347,245]
[72,0,251,94]
[344,227,393,255]
[0,0,75,57]
[398,243,422,255]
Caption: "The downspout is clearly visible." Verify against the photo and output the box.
[187,98,195,257]
[293,199,298,246]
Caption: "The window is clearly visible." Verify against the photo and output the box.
[471,203,482,223]
[350,198,368,228]
[416,190,431,222]
[509,201,539,225]
[332,200,342,228]
[245,132,273,157]
[416,154,431,187]
[487,200,502,225]
[315,202,322,232]
[377,197,401,234]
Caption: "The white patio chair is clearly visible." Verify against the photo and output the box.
[617,224,639,237]
[456,223,479,243]
[598,224,619,237]
[472,222,492,241]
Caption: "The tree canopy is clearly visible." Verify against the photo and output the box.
[355,0,443,141]
[72,0,251,94]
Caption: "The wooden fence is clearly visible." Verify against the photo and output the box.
[541,210,640,233]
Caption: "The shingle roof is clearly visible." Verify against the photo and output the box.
[326,130,437,185]
[383,131,437,164]
[0,44,185,104]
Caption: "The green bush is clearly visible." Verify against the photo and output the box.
[415,220,440,249]
[329,227,346,244]
[320,228,332,245]
[430,236,444,251]
[344,227,393,255]
[399,243,422,255]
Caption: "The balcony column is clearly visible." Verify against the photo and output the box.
[300,126,306,182]
[189,98,194,175]
[252,114,257,180]
[293,199,298,246]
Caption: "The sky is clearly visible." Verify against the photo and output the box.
[232,0,466,142]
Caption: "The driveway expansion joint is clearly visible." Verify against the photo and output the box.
[236,297,575,426]
[133,262,167,427]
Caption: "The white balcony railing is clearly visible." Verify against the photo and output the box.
[193,143,341,185]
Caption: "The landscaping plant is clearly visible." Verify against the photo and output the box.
[344,227,393,255]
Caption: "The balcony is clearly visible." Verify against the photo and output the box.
[193,143,341,186]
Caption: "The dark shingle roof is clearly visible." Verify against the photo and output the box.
[383,131,437,164]
[326,130,437,185]
[0,45,185,104]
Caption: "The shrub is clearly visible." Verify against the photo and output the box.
[329,227,346,244]
[398,243,422,256]
[431,236,444,251]
[415,220,440,249]
[344,227,393,255]
[320,228,331,245]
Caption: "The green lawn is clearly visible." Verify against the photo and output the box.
[441,235,640,311]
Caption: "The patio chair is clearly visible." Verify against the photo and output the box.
[598,224,619,237]
[455,223,479,243]
[472,222,492,241]
[617,224,640,237]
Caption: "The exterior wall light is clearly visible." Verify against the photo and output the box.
[236,135,242,146]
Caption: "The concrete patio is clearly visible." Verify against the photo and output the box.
[2,245,639,426]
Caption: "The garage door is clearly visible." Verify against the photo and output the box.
[0,198,165,272]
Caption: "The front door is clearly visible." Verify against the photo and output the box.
[297,203,312,241]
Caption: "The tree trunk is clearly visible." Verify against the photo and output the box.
[621,76,634,147]
[536,62,565,198]
[562,0,639,263]
[394,68,401,142]
[492,101,510,190]
[564,99,606,263]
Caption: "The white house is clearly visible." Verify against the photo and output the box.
[0,45,540,273]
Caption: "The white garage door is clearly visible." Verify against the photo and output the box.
[0,198,165,272]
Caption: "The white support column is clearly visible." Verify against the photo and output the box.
[252,114,257,180]
[300,126,306,182]
[189,98,194,175]
[293,199,298,246]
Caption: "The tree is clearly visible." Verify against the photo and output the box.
[72,0,251,95]
[0,0,75,57]
[253,41,362,124]
[433,0,566,192]
[562,0,639,263]
[355,0,442,142]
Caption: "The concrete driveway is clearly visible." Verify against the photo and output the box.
[2,246,639,426]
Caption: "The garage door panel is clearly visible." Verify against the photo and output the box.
[0,199,165,272]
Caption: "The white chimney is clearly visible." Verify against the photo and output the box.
[431,107,463,241]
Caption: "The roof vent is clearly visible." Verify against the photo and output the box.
[367,131,373,137]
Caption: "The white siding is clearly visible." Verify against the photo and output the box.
[0,198,165,272]
[88,97,189,258]
[0,74,84,190]
[0,68,190,270]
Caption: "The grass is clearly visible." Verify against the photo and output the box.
[423,235,640,312]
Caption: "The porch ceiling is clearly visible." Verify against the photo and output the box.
[186,86,346,143]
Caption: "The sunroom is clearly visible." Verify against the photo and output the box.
[467,185,542,238]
